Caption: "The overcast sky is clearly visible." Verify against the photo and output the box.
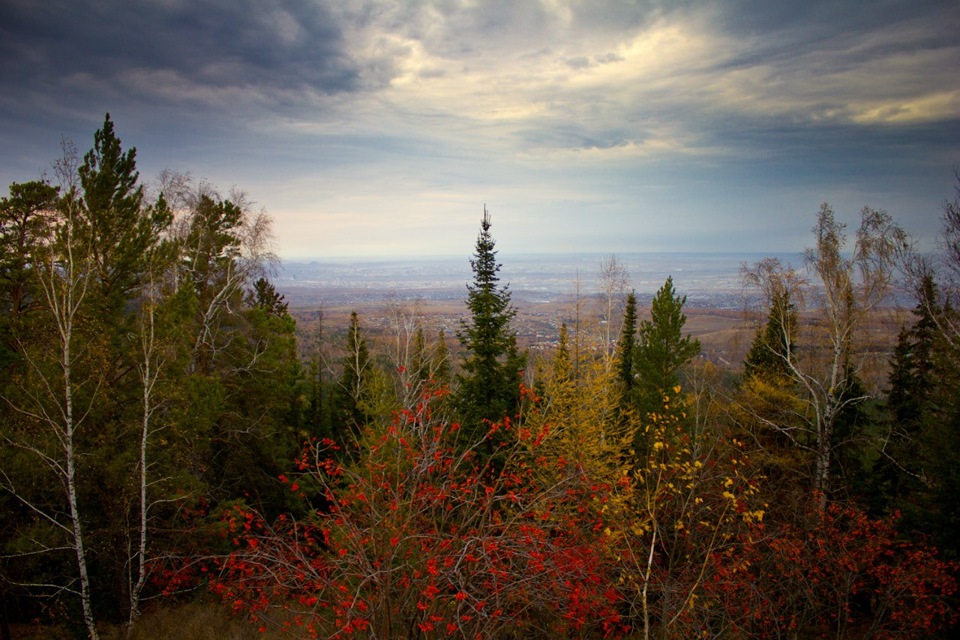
[1,0,958,259]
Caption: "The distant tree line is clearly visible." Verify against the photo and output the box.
[2,117,960,639]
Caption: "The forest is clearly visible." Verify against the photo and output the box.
[2,116,960,639]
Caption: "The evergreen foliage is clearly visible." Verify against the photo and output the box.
[744,288,797,381]
[338,311,374,437]
[0,116,301,634]
[615,290,638,392]
[455,208,526,448]
[871,274,939,515]
[633,276,701,418]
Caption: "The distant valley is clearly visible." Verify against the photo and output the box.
[276,252,805,368]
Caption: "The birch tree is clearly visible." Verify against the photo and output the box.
[742,204,907,506]
[598,254,630,360]
[1,153,102,639]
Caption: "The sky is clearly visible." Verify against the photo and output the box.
[1,0,958,260]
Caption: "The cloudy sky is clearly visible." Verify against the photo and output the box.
[1,0,958,259]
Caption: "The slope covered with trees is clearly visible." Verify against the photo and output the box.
[2,118,959,639]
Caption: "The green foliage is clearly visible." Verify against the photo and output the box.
[744,288,797,380]
[0,116,303,633]
[455,209,526,449]
[633,277,700,420]
[78,113,170,314]
[431,329,452,386]
[615,290,638,392]
[337,311,376,437]
[249,277,288,316]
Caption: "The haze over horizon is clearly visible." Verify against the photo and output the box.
[2,1,958,259]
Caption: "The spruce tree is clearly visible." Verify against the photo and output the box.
[249,277,289,316]
[339,311,373,437]
[455,208,526,449]
[744,288,797,380]
[867,274,938,514]
[615,290,638,392]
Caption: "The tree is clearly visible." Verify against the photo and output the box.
[744,286,798,381]
[431,329,452,388]
[208,389,623,639]
[78,114,170,316]
[384,297,427,408]
[0,119,299,636]
[742,204,907,507]
[249,276,288,316]
[455,208,526,449]
[615,291,638,393]
[615,389,763,639]
[0,180,59,349]
[0,160,102,639]
[598,254,630,359]
[633,277,701,420]
[867,273,938,517]
[337,311,376,438]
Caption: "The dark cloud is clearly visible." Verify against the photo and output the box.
[0,0,360,113]
[714,0,959,71]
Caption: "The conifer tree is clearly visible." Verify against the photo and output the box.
[339,311,373,437]
[432,329,452,386]
[872,274,939,513]
[78,114,170,314]
[249,277,288,316]
[634,277,700,418]
[456,208,525,448]
[411,325,430,386]
[615,290,638,392]
[0,180,59,364]
[553,323,573,387]
[744,288,797,381]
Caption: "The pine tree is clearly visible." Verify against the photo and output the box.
[455,208,526,449]
[249,277,289,317]
[78,114,170,314]
[634,277,701,419]
[0,180,59,365]
[553,323,573,387]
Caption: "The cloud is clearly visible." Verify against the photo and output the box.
[1,0,957,259]
[0,0,360,115]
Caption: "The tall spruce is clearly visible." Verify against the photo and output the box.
[880,274,939,507]
[456,208,525,448]
[615,290,638,392]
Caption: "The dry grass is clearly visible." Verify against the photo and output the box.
[108,600,274,640]
[11,599,315,639]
